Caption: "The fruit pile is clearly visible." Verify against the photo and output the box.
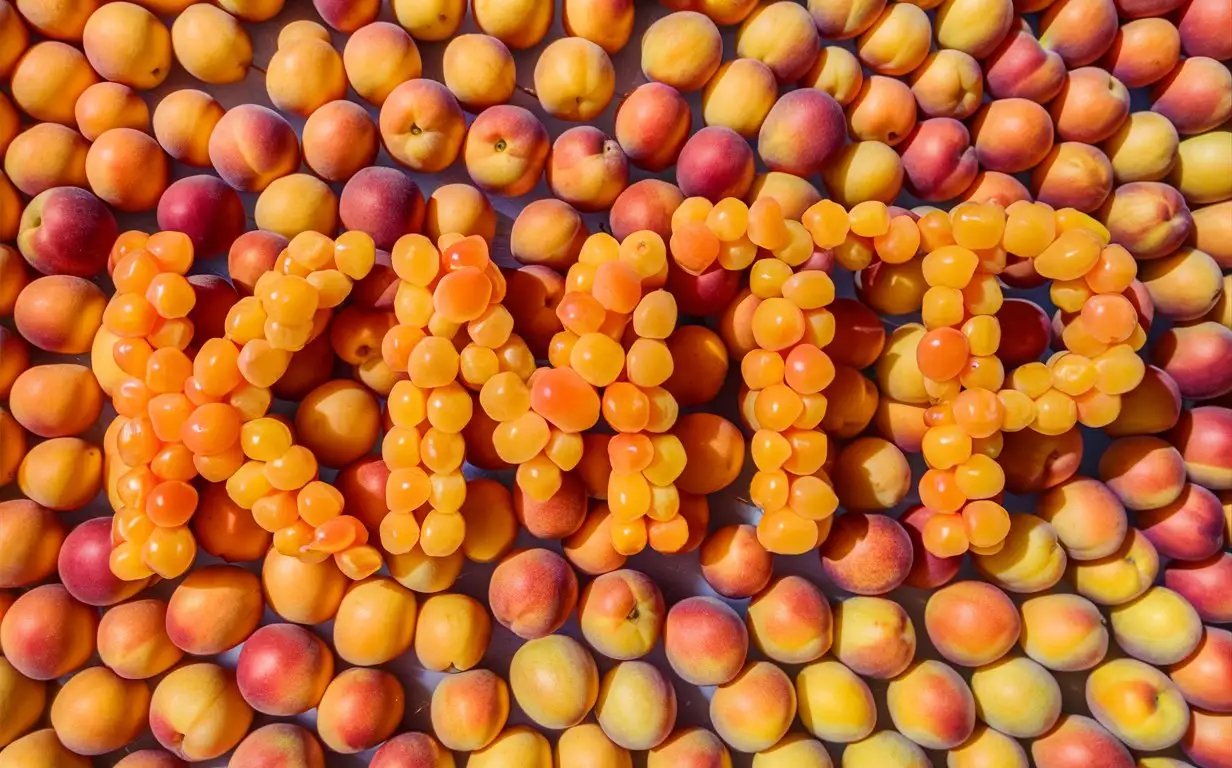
[1,0,1231,766]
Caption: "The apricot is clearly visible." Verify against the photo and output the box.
[1098,436,1187,511]
[803,45,864,105]
[641,11,723,92]
[579,569,664,661]
[711,661,797,752]
[370,732,452,768]
[971,98,1055,174]
[746,575,831,665]
[795,659,876,744]
[833,596,916,679]
[946,726,1030,768]
[1172,129,1232,205]
[1039,0,1120,67]
[533,37,615,121]
[758,89,848,179]
[737,0,820,82]
[391,0,464,39]
[82,2,170,90]
[1152,56,1232,135]
[822,140,904,206]
[10,41,97,126]
[488,548,578,639]
[833,438,912,512]
[294,380,380,468]
[0,730,89,768]
[555,724,630,768]
[1183,708,1232,768]
[615,83,692,173]
[230,724,324,768]
[1110,586,1203,666]
[463,104,550,197]
[970,655,1063,738]
[425,183,497,244]
[333,576,418,666]
[472,0,552,48]
[97,599,182,680]
[50,666,149,755]
[0,657,45,749]
[0,584,97,680]
[1019,593,1109,672]
[563,504,628,575]
[1000,427,1082,493]
[58,516,148,606]
[3,124,89,197]
[674,413,744,494]
[389,545,464,593]
[701,524,773,599]
[414,593,491,672]
[1102,182,1194,262]
[470,727,552,768]
[0,410,25,491]
[430,669,508,751]
[1087,658,1190,751]
[925,581,1020,667]
[1036,476,1128,561]
[510,199,589,272]
[262,547,348,625]
[510,634,599,730]
[807,0,887,39]
[166,565,263,655]
[73,82,149,142]
[170,4,251,83]
[842,731,929,767]
[266,36,346,117]
[458,478,516,562]
[317,668,405,754]
[1103,111,1180,185]
[0,247,28,314]
[595,661,677,751]
[546,126,629,213]
[0,1,27,78]
[1070,527,1159,606]
[975,514,1068,594]
[17,437,102,511]
[856,2,931,75]
[886,660,976,750]
[0,499,63,589]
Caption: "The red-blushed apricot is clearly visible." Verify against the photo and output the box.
[1020,594,1109,672]
[236,623,333,716]
[925,581,1021,667]
[833,596,917,680]
[97,598,182,680]
[0,583,96,681]
[191,482,270,562]
[579,569,664,661]
[820,513,912,595]
[515,470,587,539]
[166,564,263,655]
[230,724,325,768]
[665,596,748,686]
[1037,476,1129,561]
[886,660,976,750]
[711,661,797,753]
[701,524,773,599]
[370,732,453,768]
[113,749,186,768]
[430,668,509,752]
[747,575,832,665]
[488,548,578,639]
[318,668,405,754]
[58,516,149,606]
[156,174,246,257]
